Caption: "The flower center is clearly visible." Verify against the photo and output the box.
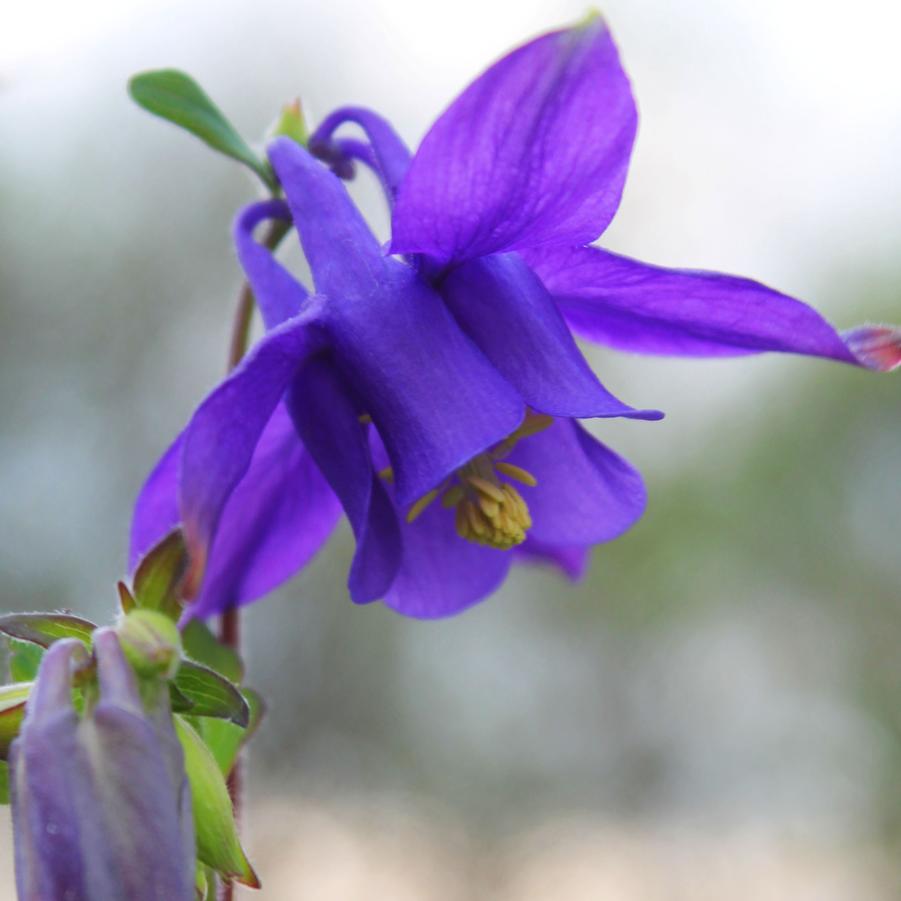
[394,411,553,550]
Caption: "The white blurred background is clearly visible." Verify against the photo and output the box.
[1,0,900,897]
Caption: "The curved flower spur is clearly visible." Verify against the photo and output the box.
[132,14,899,621]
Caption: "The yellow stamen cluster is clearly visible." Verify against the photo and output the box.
[446,465,532,549]
[394,411,553,551]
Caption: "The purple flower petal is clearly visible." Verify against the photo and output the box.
[82,631,195,899]
[19,639,82,725]
[506,418,646,545]
[384,493,512,619]
[287,355,401,603]
[187,403,342,619]
[267,136,395,296]
[130,432,182,572]
[269,138,525,505]
[310,106,412,201]
[441,253,662,420]
[11,645,91,901]
[234,200,307,330]
[526,244,901,369]
[514,538,589,580]
[390,15,637,263]
[179,309,325,597]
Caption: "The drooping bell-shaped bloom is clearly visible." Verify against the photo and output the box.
[131,135,660,618]
[132,14,898,620]
[10,632,195,900]
[311,13,900,375]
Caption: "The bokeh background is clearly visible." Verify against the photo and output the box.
[1,0,900,897]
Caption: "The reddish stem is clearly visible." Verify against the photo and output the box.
[217,219,287,901]
[220,603,241,901]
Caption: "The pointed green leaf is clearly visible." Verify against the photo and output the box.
[168,681,194,714]
[0,682,32,758]
[117,581,136,615]
[174,662,248,727]
[0,760,8,804]
[8,639,43,683]
[182,620,243,684]
[128,69,275,190]
[0,613,96,649]
[132,529,188,619]
[174,717,259,887]
[198,688,265,778]
[0,683,32,711]
[195,863,214,900]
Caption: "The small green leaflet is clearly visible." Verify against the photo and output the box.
[131,529,187,620]
[0,682,32,758]
[175,717,259,887]
[173,661,249,727]
[0,761,8,804]
[198,688,265,777]
[0,613,96,649]
[182,619,244,684]
[128,69,275,190]
[8,639,43,683]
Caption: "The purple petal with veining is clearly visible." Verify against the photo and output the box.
[391,16,637,262]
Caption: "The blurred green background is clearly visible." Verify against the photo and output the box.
[1,0,899,896]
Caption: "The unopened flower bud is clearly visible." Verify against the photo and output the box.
[116,608,182,680]
[10,630,195,900]
[269,98,307,147]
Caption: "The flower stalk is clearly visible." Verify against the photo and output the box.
[218,215,288,901]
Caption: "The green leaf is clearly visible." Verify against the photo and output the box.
[198,688,265,778]
[195,863,216,900]
[169,682,194,714]
[173,661,249,727]
[128,69,275,190]
[182,620,244,684]
[0,613,96,649]
[0,682,32,758]
[174,717,259,887]
[0,760,8,804]
[132,529,188,620]
[117,581,136,615]
[9,639,43,682]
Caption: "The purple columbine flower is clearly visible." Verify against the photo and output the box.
[130,137,659,619]
[131,15,899,620]
[10,632,195,900]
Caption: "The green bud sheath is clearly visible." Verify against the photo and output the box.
[174,716,259,888]
[116,609,183,680]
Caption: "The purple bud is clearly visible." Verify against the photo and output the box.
[10,631,195,900]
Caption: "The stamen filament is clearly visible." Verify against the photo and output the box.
[406,486,442,523]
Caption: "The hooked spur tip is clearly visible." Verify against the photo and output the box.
[844,324,901,372]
